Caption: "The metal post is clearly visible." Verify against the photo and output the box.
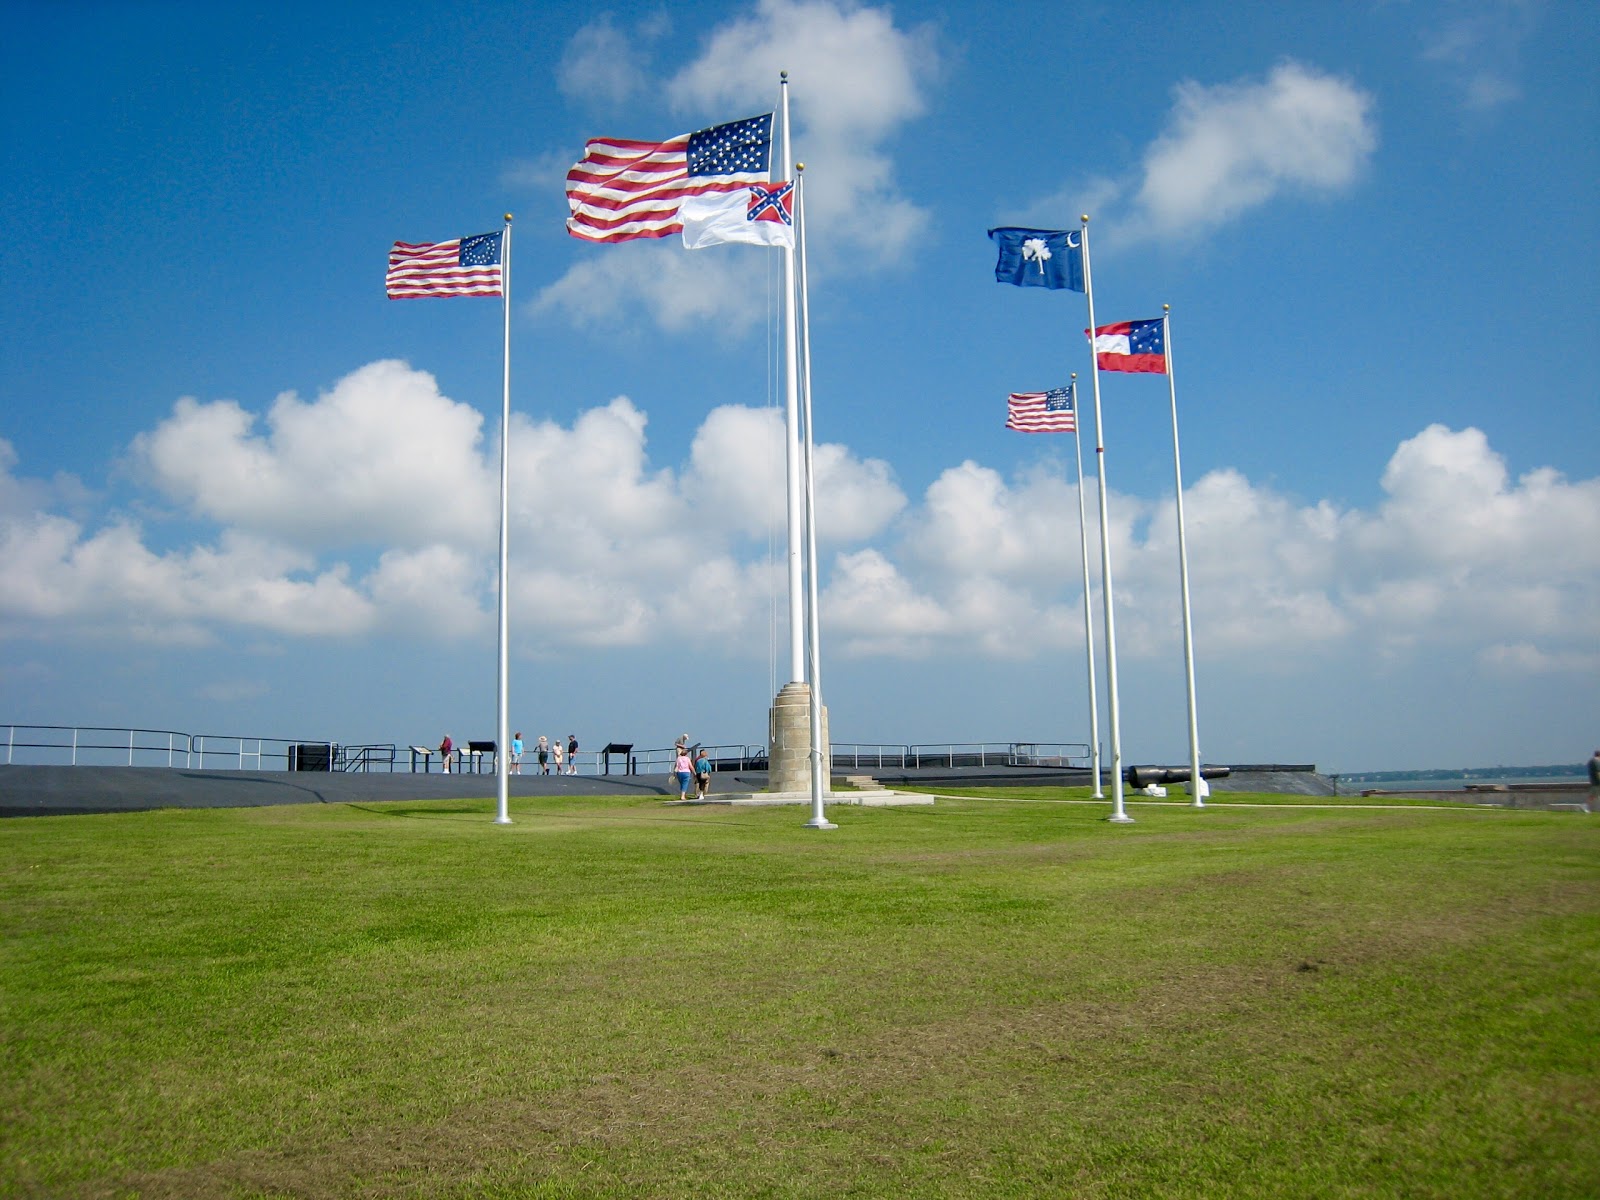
[1080,216,1131,824]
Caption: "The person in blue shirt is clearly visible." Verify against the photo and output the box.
[694,748,712,799]
[510,732,524,774]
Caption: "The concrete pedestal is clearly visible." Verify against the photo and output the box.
[768,681,830,794]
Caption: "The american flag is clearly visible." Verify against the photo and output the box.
[1006,387,1077,434]
[386,232,503,299]
[566,113,775,243]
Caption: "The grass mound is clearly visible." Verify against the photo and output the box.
[4,791,1596,1197]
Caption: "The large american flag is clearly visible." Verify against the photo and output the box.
[1006,387,1077,434]
[566,113,775,243]
[386,232,503,299]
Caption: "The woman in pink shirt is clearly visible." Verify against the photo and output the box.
[673,748,694,800]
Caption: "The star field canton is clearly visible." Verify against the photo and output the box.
[567,114,775,244]
[386,233,503,299]
[1091,319,1166,372]
[1007,388,1077,433]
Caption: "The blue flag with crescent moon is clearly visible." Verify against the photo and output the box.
[988,227,1084,291]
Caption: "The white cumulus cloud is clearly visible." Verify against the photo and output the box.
[1133,60,1377,237]
[3,364,1594,692]
[130,360,495,551]
[1023,61,1378,244]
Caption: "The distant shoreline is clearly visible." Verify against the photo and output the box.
[1336,767,1585,791]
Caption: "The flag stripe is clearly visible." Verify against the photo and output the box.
[1095,352,1166,373]
[1006,391,1077,434]
[386,235,503,299]
[566,115,773,244]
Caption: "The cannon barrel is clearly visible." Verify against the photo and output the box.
[1125,765,1232,788]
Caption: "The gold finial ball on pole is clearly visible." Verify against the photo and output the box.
[1163,303,1170,313]
[505,213,514,223]
[1081,213,1090,223]
[796,162,805,172]
[781,69,789,80]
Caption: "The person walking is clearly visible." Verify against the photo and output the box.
[694,747,712,799]
[537,735,549,775]
[1588,748,1600,813]
[673,745,694,800]
[438,733,453,774]
[552,738,564,774]
[510,732,523,775]
[566,734,579,775]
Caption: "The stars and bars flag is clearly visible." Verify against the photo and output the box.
[1007,387,1077,434]
[566,113,776,244]
[386,232,503,299]
[1089,318,1167,373]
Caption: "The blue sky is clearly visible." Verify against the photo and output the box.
[3,0,1596,773]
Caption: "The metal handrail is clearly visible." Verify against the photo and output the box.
[339,744,397,773]
[2,724,193,767]
[3,725,1094,774]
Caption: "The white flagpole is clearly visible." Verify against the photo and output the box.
[1069,375,1104,799]
[794,167,836,830]
[1163,306,1203,807]
[778,73,805,685]
[494,214,513,826]
[1080,216,1131,823]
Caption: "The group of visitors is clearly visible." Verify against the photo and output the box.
[434,729,719,798]
[433,732,579,774]
[509,732,579,775]
[673,733,713,801]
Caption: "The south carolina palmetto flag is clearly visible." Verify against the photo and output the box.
[988,227,1085,291]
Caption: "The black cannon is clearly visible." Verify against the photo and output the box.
[1125,764,1232,789]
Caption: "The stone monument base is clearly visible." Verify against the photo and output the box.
[767,680,830,794]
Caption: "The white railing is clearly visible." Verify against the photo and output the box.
[3,725,1093,775]
[835,743,1092,770]
[3,724,193,767]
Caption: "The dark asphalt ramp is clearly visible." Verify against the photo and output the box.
[0,766,699,817]
[1,764,1336,818]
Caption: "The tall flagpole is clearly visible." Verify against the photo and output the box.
[1080,216,1131,823]
[794,166,836,830]
[778,73,805,685]
[1163,305,1203,808]
[1069,375,1104,799]
[494,214,513,826]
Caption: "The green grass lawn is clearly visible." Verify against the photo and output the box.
[3,791,1596,1198]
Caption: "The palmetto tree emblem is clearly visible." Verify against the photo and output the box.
[1021,237,1052,273]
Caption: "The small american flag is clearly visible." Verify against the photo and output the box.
[1006,387,1077,434]
[386,232,503,299]
[566,113,775,244]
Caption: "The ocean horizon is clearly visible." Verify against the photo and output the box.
[1336,765,1587,792]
